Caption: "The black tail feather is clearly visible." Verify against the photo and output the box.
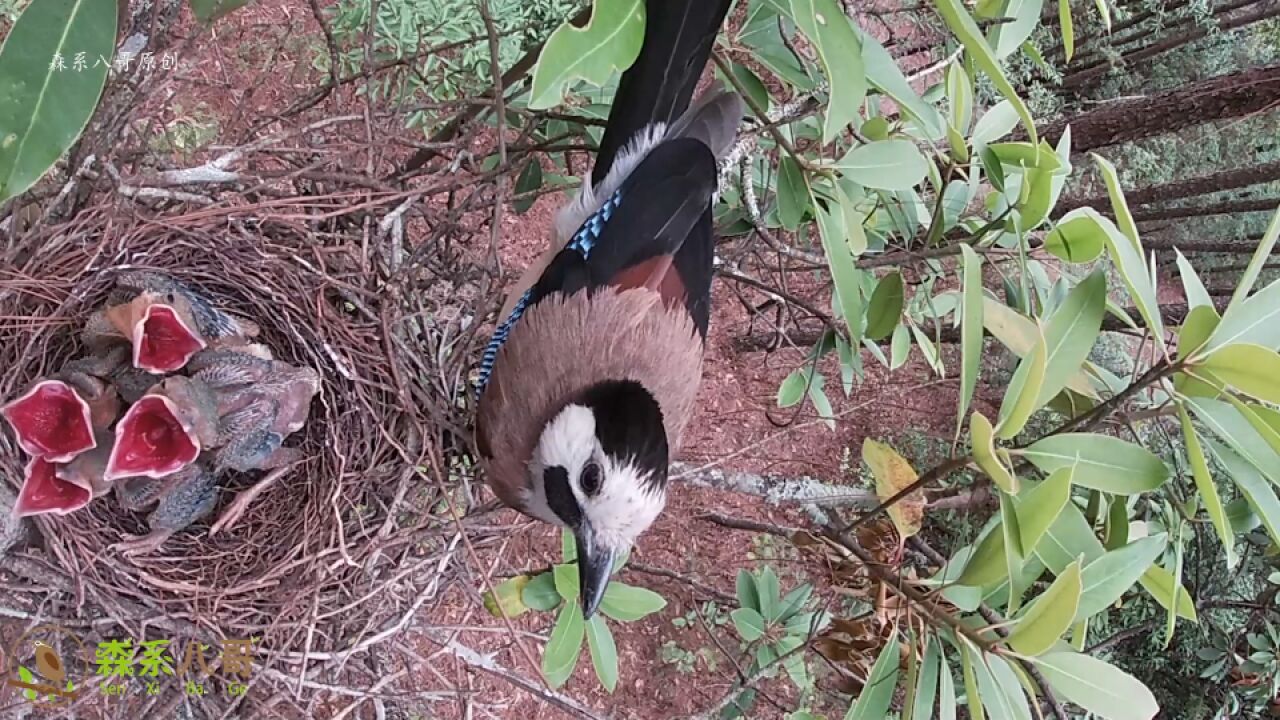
[591,0,735,187]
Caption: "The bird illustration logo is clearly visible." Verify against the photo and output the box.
[3,625,87,708]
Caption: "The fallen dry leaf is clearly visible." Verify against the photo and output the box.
[862,438,925,542]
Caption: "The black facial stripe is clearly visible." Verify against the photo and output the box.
[577,380,669,491]
[543,465,582,527]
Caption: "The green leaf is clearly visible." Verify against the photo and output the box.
[778,368,808,407]
[814,188,866,342]
[1198,344,1280,404]
[996,320,1048,439]
[729,63,770,112]
[1186,397,1280,485]
[939,643,957,720]
[791,0,866,143]
[845,630,900,720]
[599,582,666,622]
[1058,0,1075,60]
[1088,206,1165,353]
[1020,434,1169,494]
[731,607,767,642]
[960,644,985,720]
[190,0,251,23]
[1178,406,1235,566]
[930,0,1037,144]
[1018,465,1072,551]
[513,161,544,214]
[542,602,586,688]
[890,322,912,369]
[1240,402,1280,456]
[562,527,577,561]
[1204,276,1280,355]
[1209,439,1280,549]
[860,30,945,139]
[1006,558,1081,655]
[1037,651,1160,720]
[988,141,1061,171]
[1090,154,1140,248]
[1139,564,1197,622]
[1034,270,1107,407]
[913,637,941,720]
[1076,535,1166,620]
[484,575,532,618]
[835,140,930,191]
[958,519,1011,588]
[972,101,1020,150]
[585,615,619,692]
[1175,249,1213,309]
[1044,209,1106,263]
[528,0,645,110]
[969,650,1029,720]
[971,411,1018,493]
[861,116,891,141]
[946,60,974,133]
[982,297,1098,398]
[1227,204,1280,310]
[737,568,761,611]
[523,572,563,611]
[554,562,580,600]
[866,272,905,341]
[779,583,814,621]
[990,0,1045,59]
[0,0,117,202]
[1000,492,1026,611]
[778,155,810,231]
[758,566,782,620]
[958,245,985,429]
[17,665,37,701]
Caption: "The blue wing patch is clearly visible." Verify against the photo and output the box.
[475,189,624,398]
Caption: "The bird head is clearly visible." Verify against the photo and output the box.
[527,380,669,618]
[2,379,98,462]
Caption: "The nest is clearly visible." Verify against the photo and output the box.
[0,199,491,717]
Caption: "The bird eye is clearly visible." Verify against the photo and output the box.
[580,463,603,496]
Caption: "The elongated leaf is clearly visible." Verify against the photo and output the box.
[758,566,781,621]
[930,0,1037,144]
[958,245,984,429]
[1228,204,1280,310]
[554,562,580,600]
[866,272,905,341]
[523,572,562,611]
[1088,206,1165,352]
[860,30,945,138]
[1139,564,1198,622]
[1090,154,1139,247]
[959,520,1011,588]
[1198,343,1280,404]
[528,0,644,110]
[969,650,1024,720]
[1176,249,1213,309]
[972,411,1018,493]
[1058,0,1075,60]
[1203,276,1280,354]
[864,438,924,539]
[1209,439,1280,548]
[1240,401,1280,456]
[0,0,117,202]
[1017,465,1072,551]
[972,100,1020,150]
[737,569,761,611]
[947,60,974,134]
[1035,270,1107,407]
[599,582,666,622]
[792,0,866,143]
[1076,534,1166,620]
[731,607,766,642]
[585,615,619,692]
[988,655,1034,720]
[1178,305,1220,361]
[1007,558,1081,655]
[778,156,809,231]
[982,297,1098,398]
[1044,210,1106,263]
[913,637,941,720]
[1186,397,1280,485]
[1000,492,1026,611]
[1178,406,1235,566]
[1020,434,1169,494]
[939,643,957,720]
[991,0,1045,58]
[997,321,1048,439]
[1037,651,1159,720]
[960,644,985,720]
[846,630,901,720]
[1164,521,1183,646]
[543,602,586,688]
[814,190,866,343]
[836,140,930,191]
[191,0,251,23]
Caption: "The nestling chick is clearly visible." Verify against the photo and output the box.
[111,462,219,556]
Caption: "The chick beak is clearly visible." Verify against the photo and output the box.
[575,528,615,620]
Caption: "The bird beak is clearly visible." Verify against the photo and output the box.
[575,528,615,620]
